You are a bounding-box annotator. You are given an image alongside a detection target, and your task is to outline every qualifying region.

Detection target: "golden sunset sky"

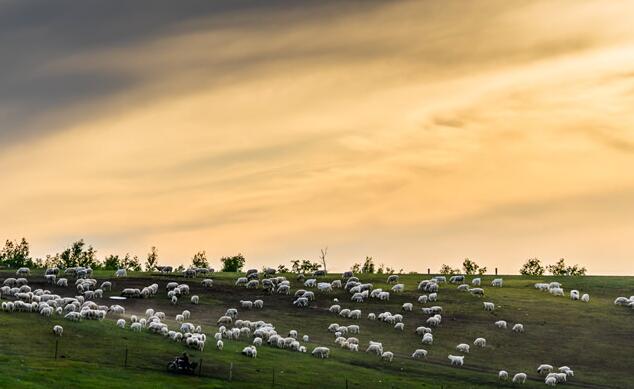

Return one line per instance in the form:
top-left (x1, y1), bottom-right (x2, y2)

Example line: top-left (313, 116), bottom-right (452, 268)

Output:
top-left (1, 0), bottom-right (634, 274)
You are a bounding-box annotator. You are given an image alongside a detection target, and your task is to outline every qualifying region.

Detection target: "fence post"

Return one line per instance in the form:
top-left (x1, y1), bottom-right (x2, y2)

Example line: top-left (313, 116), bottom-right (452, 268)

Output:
top-left (495, 267), bottom-right (498, 275)
top-left (124, 345), bottom-right (128, 368)
top-left (54, 339), bottom-right (59, 360)
top-left (427, 268), bottom-right (430, 275)
top-left (199, 358), bottom-right (203, 376)
top-left (229, 362), bottom-right (233, 381)
top-left (345, 377), bottom-right (349, 389)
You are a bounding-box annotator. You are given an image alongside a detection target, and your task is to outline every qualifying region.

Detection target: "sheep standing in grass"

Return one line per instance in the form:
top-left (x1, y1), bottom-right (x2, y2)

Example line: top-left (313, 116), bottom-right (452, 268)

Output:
top-left (191, 295), bottom-right (199, 305)
top-left (254, 299), bottom-right (264, 309)
top-left (411, 349), bottom-right (427, 359)
top-left (53, 325), bottom-right (63, 337)
top-left (402, 303), bottom-right (413, 312)
top-left (581, 293), bottom-right (590, 302)
top-left (182, 310), bottom-right (191, 320)
top-left (483, 302), bottom-right (495, 311)
top-left (495, 320), bottom-right (507, 329)
top-left (491, 278), bottom-right (503, 287)
top-left (537, 364), bottom-right (554, 375)
top-left (512, 323), bottom-right (524, 333)
top-left (512, 373), bottom-right (527, 384)
top-left (116, 319), bottom-right (126, 328)
top-left (570, 290), bottom-right (580, 300)
top-left (456, 343), bottom-right (470, 353)
top-left (394, 322), bottom-right (404, 331)
top-left (448, 355), bottom-right (464, 367)
top-left (312, 346), bottom-right (330, 359)
top-left (216, 340), bottom-right (224, 350)
top-left (422, 333), bottom-right (433, 345)
top-left (472, 278), bottom-right (481, 286)
top-left (498, 370), bottom-right (508, 381)
top-left (391, 284), bottom-right (405, 293)
top-left (474, 338), bottom-right (486, 348)
top-left (381, 351), bottom-right (394, 362)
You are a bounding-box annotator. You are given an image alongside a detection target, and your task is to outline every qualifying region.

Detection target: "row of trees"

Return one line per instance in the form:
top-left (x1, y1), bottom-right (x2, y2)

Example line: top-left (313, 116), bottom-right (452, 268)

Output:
top-left (0, 238), bottom-right (588, 276)
top-left (437, 257), bottom-right (586, 276)
top-left (0, 238), bottom-right (248, 273)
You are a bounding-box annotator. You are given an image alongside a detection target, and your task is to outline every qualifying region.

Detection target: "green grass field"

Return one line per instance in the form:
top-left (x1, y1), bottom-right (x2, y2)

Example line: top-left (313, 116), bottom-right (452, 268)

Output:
top-left (0, 270), bottom-right (632, 388)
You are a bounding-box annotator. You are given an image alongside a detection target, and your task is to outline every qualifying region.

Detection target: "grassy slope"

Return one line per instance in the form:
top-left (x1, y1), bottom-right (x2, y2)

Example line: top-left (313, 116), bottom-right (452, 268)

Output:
top-left (0, 270), bottom-right (632, 388)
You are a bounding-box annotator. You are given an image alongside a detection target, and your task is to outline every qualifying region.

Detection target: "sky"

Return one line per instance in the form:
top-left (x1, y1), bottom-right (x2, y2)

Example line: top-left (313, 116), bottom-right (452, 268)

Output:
top-left (1, 0), bottom-right (634, 275)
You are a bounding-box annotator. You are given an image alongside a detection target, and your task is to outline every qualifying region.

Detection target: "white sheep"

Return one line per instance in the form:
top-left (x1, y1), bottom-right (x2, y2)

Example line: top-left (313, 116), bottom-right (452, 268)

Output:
top-left (367, 313), bottom-right (376, 320)
top-left (472, 277), bottom-right (481, 286)
top-left (312, 346), bottom-right (330, 359)
top-left (483, 302), bottom-right (495, 311)
top-left (537, 364), bottom-right (554, 375)
top-left (216, 340), bottom-right (224, 350)
top-left (499, 370), bottom-right (508, 381)
top-left (473, 337), bottom-right (486, 347)
top-left (131, 322), bottom-right (142, 332)
top-left (512, 323), bottom-right (524, 333)
top-left (116, 319), bottom-right (126, 328)
top-left (402, 303), bottom-right (413, 312)
top-left (494, 320), bottom-right (507, 329)
top-left (391, 284), bottom-right (404, 293)
top-left (182, 310), bottom-right (191, 319)
top-left (512, 373), bottom-right (527, 384)
top-left (191, 295), bottom-right (199, 304)
top-left (254, 299), bottom-right (264, 309)
top-left (448, 354), bottom-right (464, 367)
top-left (394, 322), bottom-right (404, 331)
top-left (491, 278), bottom-right (503, 287)
top-left (422, 333), bottom-right (433, 345)
top-left (570, 290), bottom-right (580, 300)
top-left (381, 351), bottom-right (394, 362)
top-left (581, 293), bottom-right (590, 302)
top-left (52, 325), bottom-right (63, 337)
top-left (456, 343), bottom-right (470, 353)
top-left (411, 349), bottom-right (428, 359)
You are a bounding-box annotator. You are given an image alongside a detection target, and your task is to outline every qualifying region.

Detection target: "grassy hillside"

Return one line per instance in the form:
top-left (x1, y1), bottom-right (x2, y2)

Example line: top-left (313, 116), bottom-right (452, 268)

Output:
top-left (0, 270), bottom-right (632, 388)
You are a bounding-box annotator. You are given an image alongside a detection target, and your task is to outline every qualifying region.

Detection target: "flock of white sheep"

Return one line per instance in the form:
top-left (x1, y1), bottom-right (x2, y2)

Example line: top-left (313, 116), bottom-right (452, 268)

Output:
top-left (0, 265), bottom-right (628, 387)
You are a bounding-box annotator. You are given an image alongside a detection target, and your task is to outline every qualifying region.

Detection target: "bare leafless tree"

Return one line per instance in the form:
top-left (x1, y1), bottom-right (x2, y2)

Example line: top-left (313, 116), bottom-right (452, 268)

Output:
top-left (319, 247), bottom-right (328, 273)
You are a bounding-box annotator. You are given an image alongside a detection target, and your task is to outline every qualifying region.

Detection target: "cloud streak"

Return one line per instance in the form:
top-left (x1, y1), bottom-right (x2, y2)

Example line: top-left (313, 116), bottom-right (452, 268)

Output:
top-left (1, 0), bottom-right (634, 274)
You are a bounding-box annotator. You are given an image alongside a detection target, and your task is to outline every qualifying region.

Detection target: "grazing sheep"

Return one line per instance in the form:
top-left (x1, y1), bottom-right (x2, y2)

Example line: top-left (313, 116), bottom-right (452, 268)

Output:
top-left (448, 354), bottom-right (464, 367)
top-left (537, 364), bottom-right (554, 375)
top-left (115, 268), bottom-right (127, 277)
top-left (491, 278), bottom-right (503, 287)
top-left (416, 326), bottom-right (432, 336)
top-left (495, 320), bottom-right (507, 329)
top-left (182, 310), bottom-right (191, 319)
top-left (253, 299), bottom-right (264, 309)
top-left (581, 293), bottom-right (590, 302)
top-left (391, 284), bottom-right (404, 293)
top-left (402, 303), bottom-right (413, 312)
top-left (53, 325), bottom-right (63, 337)
top-left (171, 296), bottom-right (178, 305)
top-left (474, 338), bottom-right (486, 347)
top-left (457, 284), bottom-right (469, 292)
top-left (394, 322), bottom-right (404, 331)
top-left (387, 275), bottom-right (399, 284)
top-left (56, 278), bottom-right (68, 287)
top-left (349, 309), bottom-right (361, 320)
top-left (570, 290), bottom-right (580, 300)
top-left (512, 323), bottom-right (524, 333)
top-left (201, 279), bottom-right (213, 288)
top-left (303, 335), bottom-right (309, 342)
top-left (411, 349), bottom-right (428, 359)
top-left (367, 313), bottom-right (376, 320)
top-left (499, 370), bottom-right (509, 381)
top-left (216, 340), bottom-right (224, 350)
top-left (417, 295), bottom-right (428, 304)
top-left (472, 277), bottom-right (481, 286)
top-left (512, 373), bottom-right (527, 384)
top-left (381, 351), bottom-right (394, 362)
top-left (469, 288), bottom-right (484, 296)
top-left (329, 304), bottom-right (341, 313)
top-left (422, 333), bottom-right (433, 345)
top-left (366, 341), bottom-right (383, 356)
top-left (312, 346), bottom-right (330, 359)
top-left (116, 319), bottom-right (126, 328)
top-left (456, 343), bottom-right (470, 353)
top-left (545, 376), bottom-right (557, 386)
top-left (242, 345), bottom-right (257, 358)
top-left (191, 295), bottom-right (199, 304)
top-left (483, 302), bottom-right (495, 311)
top-left (217, 315), bottom-right (232, 325)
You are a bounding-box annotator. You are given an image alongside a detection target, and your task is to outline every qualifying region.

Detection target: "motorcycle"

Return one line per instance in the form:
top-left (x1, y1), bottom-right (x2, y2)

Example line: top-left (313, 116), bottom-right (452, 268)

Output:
top-left (166, 357), bottom-right (198, 374)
